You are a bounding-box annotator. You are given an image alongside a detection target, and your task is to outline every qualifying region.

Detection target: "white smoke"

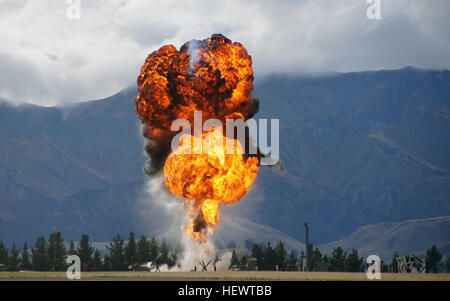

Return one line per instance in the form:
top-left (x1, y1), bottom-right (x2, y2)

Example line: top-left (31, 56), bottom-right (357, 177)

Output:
top-left (187, 40), bottom-right (200, 74)
top-left (160, 235), bottom-right (232, 272)
top-left (138, 173), bottom-right (232, 271)
top-left (137, 173), bottom-right (184, 239)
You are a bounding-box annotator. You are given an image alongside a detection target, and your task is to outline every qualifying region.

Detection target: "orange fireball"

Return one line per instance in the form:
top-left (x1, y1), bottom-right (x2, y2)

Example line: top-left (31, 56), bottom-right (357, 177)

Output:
top-left (164, 130), bottom-right (259, 204)
top-left (135, 34), bottom-right (259, 139)
top-left (135, 34), bottom-right (260, 242)
top-left (164, 129), bottom-right (259, 241)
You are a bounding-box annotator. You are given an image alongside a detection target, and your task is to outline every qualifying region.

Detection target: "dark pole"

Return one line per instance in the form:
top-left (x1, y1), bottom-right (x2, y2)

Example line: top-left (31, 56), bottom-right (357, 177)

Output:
top-left (305, 222), bottom-right (309, 247)
top-left (304, 222), bottom-right (309, 271)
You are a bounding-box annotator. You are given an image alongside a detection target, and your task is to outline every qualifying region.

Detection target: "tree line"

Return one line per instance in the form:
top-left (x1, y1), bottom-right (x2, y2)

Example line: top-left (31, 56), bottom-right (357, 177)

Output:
top-left (0, 232), bottom-right (448, 273)
top-left (229, 242), bottom-right (364, 272)
top-left (0, 232), bottom-right (181, 271)
top-left (230, 241), bottom-right (298, 271)
top-left (229, 241), bottom-right (450, 273)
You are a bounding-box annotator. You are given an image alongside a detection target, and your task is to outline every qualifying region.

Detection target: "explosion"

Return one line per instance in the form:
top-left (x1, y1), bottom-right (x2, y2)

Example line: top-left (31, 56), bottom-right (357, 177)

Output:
top-left (135, 34), bottom-right (260, 242)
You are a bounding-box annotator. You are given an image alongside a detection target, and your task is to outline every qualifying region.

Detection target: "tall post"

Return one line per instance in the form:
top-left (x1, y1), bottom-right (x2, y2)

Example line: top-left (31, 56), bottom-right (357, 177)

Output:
top-left (304, 222), bottom-right (309, 271)
top-left (305, 222), bottom-right (309, 247)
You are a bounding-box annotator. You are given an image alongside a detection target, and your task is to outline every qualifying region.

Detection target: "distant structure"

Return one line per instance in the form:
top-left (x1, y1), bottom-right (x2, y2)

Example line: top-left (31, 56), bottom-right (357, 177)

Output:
top-left (199, 260), bottom-right (211, 271)
top-left (303, 222), bottom-right (313, 272)
top-left (303, 222), bottom-right (328, 272)
top-left (246, 258), bottom-right (258, 270)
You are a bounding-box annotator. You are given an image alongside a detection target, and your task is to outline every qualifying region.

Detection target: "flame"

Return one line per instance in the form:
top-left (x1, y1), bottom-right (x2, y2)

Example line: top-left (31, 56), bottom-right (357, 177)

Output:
top-left (164, 129), bottom-right (259, 239)
top-left (135, 34), bottom-right (260, 242)
top-left (135, 34), bottom-right (259, 138)
top-left (202, 199), bottom-right (220, 226)
top-left (164, 129), bottom-right (259, 241)
top-left (165, 129), bottom-right (259, 203)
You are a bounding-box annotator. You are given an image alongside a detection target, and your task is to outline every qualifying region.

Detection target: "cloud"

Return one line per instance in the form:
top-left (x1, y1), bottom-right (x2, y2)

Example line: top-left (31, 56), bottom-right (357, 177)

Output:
top-left (0, 0), bottom-right (449, 105)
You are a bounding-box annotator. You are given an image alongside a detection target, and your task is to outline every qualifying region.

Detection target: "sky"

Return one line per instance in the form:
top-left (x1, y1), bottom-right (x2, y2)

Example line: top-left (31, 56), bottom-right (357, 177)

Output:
top-left (0, 0), bottom-right (449, 106)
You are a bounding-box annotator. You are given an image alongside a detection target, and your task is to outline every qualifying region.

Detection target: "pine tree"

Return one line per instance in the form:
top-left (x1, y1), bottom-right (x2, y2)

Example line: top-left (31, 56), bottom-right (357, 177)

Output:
top-left (137, 235), bottom-right (150, 264)
top-left (166, 242), bottom-right (182, 268)
top-left (48, 232), bottom-right (67, 271)
top-left (103, 254), bottom-right (111, 271)
top-left (22, 243), bottom-right (32, 270)
top-left (346, 249), bottom-right (363, 272)
top-left (230, 250), bottom-right (239, 269)
top-left (77, 234), bottom-right (94, 271)
top-left (391, 251), bottom-right (399, 273)
top-left (312, 247), bottom-right (323, 270)
top-left (9, 243), bottom-right (20, 271)
top-left (168, 252), bottom-right (177, 268)
top-left (92, 249), bottom-right (103, 271)
top-left (149, 237), bottom-right (159, 262)
top-left (323, 255), bottom-right (329, 265)
top-left (425, 245), bottom-right (442, 273)
top-left (445, 257), bottom-right (450, 273)
top-left (68, 240), bottom-right (77, 256)
top-left (262, 242), bottom-right (276, 270)
top-left (274, 241), bottom-right (287, 270)
top-left (157, 238), bottom-right (170, 266)
top-left (107, 234), bottom-right (126, 271)
top-left (125, 232), bottom-right (137, 266)
top-left (251, 243), bottom-right (263, 269)
top-left (0, 241), bottom-right (8, 267)
top-left (172, 243), bottom-right (183, 267)
top-left (329, 246), bottom-right (346, 272)
top-left (240, 254), bottom-right (248, 270)
top-left (286, 250), bottom-right (298, 271)
top-left (32, 236), bottom-right (49, 271)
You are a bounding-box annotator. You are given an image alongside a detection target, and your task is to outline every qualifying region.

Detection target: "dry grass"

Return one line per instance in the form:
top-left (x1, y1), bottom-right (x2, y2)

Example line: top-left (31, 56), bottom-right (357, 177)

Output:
top-left (1, 271), bottom-right (449, 281)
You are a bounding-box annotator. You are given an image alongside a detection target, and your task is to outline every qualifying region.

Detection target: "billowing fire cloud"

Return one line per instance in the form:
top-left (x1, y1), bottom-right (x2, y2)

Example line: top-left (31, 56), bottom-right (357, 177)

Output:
top-left (135, 34), bottom-right (260, 242)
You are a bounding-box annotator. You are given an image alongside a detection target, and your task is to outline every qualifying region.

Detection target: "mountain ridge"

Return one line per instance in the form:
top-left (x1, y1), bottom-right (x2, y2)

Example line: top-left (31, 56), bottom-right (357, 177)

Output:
top-left (319, 216), bottom-right (450, 259)
top-left (0, 67), bottom-right (449, 251)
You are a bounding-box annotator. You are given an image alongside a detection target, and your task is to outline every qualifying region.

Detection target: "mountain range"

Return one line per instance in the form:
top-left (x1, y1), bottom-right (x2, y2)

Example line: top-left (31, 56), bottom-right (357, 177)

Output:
top-left (319, 215), bottom-right (450, 259)
top-left (0, 66), bottom-right (449, 258)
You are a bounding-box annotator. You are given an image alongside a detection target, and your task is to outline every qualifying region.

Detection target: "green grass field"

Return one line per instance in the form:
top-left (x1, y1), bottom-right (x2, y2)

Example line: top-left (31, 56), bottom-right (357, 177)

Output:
top-left (1, 271), bottom-right (449, 281)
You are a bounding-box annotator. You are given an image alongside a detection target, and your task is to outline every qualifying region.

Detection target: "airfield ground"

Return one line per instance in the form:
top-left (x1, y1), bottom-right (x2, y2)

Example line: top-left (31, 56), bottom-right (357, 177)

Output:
top-left (0, 271), bottom-right (449, 281)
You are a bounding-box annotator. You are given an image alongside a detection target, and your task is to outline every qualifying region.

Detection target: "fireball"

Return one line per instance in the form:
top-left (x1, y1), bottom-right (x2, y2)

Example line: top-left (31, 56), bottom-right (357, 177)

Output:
top-left (164, 129), bottom-right (259, 242)
top-left (135, 34), bottom-right (260, 242)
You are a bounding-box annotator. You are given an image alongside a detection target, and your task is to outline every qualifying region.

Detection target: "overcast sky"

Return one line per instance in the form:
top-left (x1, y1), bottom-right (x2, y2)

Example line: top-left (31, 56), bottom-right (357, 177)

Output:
top-left (1, 0), bottom-right (449, 106)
